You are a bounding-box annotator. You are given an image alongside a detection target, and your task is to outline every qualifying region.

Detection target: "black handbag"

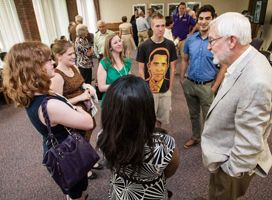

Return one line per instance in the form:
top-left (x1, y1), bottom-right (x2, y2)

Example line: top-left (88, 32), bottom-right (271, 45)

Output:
top-left (41, 96), bottom-right (100, 190)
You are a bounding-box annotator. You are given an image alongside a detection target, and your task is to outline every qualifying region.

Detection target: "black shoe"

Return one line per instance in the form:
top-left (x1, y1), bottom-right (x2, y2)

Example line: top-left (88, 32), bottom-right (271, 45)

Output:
top-left (88, 172), bottom-right (97, 179)
top-left (92, 163), bottom-right (103, 170)
top-left (167, 189), bottom-right (173, 199)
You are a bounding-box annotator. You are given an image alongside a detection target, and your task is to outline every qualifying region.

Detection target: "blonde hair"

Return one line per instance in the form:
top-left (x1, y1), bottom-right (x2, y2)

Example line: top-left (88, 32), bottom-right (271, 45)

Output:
top-left (102, 33), bottom-right (126, 69)
top-left (51, 40), bottom-right (73, 66)
top-left (3, 42), bottom-right (52, 107)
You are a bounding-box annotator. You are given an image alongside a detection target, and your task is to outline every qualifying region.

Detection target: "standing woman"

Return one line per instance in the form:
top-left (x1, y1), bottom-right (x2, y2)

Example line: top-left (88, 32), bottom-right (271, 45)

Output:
top-left (97, 75), bottom-right (180, 199)
top-left (75, 24), bottom-right (94, 84)
top-left (51, 40), bottom-right (102, 179)
top-left (119, 16), bottom-right (137, 59)
top-left (3, 41), bottom-right (93, 200)
top-left (97, 33), bottom-right (131, 107)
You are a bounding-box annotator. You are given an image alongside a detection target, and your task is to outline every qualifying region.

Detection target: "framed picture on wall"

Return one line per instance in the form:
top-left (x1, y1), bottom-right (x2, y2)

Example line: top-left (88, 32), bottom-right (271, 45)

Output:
top-left (132, 4), bottom-right (147, 15)
top-left (186, 2), bottom-right (201, 13)
top-left (150, 3), bottom-right (164, 15)
top-left (167, 3), bottom-right (179, 16)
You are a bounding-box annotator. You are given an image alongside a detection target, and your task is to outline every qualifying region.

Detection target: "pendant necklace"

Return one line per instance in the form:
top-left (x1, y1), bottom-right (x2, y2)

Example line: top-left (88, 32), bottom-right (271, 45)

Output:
top-left (114, 65), bottom-right (127, 77)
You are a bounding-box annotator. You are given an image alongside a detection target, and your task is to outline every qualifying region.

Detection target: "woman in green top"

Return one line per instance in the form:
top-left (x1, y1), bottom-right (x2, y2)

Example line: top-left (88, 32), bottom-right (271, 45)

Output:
top-left (97, 33), bottom-right (131, 107)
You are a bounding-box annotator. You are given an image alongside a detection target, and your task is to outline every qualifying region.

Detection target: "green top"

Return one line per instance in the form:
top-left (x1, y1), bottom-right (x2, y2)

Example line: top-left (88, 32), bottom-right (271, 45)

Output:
top-left (100, 57), bottom-right (131, 107)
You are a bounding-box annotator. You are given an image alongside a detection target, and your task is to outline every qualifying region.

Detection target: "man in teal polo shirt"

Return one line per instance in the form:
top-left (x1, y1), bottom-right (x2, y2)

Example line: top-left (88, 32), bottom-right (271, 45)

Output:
top-left (180, 5), bottom-right (226, 148)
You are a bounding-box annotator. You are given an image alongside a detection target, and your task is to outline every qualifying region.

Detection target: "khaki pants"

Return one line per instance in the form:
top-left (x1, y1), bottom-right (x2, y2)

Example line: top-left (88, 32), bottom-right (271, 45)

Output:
top-left (138, 30), bottom-right (149, 46)
top-left (177, 39), bottom-right (186, 57)
top-left (182, 78), bottom-right (214, 139)
top-left (209, 167), bottom-right (255, 200)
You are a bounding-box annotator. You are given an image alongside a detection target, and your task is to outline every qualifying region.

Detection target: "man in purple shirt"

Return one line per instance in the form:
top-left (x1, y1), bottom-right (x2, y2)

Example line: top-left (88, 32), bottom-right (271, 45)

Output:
top-left (172, 2), bottom-right (197, 56)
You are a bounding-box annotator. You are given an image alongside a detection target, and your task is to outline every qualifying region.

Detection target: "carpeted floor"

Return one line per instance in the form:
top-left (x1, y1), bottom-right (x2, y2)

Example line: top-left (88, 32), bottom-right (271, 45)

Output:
top-left (0, 50), bottom-right (272, 199)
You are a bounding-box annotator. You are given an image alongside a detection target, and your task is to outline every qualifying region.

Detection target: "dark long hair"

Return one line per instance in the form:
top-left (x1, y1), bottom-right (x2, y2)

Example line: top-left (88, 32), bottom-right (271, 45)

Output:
top-left (97, 75), bottom-right (157, 176)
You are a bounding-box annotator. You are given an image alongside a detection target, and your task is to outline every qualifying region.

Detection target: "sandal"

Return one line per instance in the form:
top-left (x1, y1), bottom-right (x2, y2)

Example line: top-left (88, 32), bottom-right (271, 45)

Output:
top-left (92, 163), bottom-right (103, 170)
top-left (184, 138), bottom-right (201, 149)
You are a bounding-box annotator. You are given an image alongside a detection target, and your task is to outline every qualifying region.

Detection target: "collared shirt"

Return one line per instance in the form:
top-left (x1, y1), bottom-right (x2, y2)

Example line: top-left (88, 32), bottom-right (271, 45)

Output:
top-left (94, 29), bottom-right (114, 58)
top-left (221, 45), bottom-right (252, 87)
top-left (183, 32), bottom-right (216, 82)
top-left (136, 16), bottom-right (150, 32)
top-left (172, 13), bottom-right (196, 41)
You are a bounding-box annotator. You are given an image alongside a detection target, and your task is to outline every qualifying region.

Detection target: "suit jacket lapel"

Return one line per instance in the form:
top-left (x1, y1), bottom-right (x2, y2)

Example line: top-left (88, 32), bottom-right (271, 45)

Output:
top-left (206, 47), bottom-right (259, 118)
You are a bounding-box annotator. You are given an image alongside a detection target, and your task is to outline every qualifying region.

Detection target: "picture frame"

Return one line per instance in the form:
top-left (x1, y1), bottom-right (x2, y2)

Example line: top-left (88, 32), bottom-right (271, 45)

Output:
top-left (132, 4), bottom-right (147, 15)
top-left (167, 3), bottom-right (179, 16)
top-left (186, 2), bottom-right (201, 12)
top-left (150, 3), bottom-right (164, 15)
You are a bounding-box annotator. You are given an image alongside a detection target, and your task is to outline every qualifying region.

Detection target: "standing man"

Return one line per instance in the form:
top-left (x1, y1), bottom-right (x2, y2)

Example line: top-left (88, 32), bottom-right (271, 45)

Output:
top-left (200, 12), bottom-right (272, 200)
top-left (137, 13), bottom-right (177, 128)
top-left (180, 5), bottom-right (226, 149)
top-left (94, 20), bottom-right (113, 63)
top-left (146, 8), bottom-right (154, 38)
top-left (136, 11), bottom-right (150, 46)
top-left (172, 2), bottom-right (197, 56)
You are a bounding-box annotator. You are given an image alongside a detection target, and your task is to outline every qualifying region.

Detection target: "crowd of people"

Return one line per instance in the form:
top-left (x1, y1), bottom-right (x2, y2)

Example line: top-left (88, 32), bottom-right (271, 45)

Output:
top-left (2, 2), bottom-right (272, 200)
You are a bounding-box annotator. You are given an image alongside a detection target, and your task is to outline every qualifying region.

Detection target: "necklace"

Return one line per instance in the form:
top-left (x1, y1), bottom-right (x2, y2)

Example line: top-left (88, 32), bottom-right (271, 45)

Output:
top-left (114, 65), bottom-right (128, 77)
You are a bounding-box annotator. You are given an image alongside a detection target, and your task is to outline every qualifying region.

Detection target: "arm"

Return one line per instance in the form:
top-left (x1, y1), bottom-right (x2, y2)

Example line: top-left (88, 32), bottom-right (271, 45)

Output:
top-left (188, 24), bottom-right (197, 36)
top-left (211, 64), bottom-right (227, 94)
top-left (97, 62), bottom-right (110, 92)
top-left (130, 26), bottom-right (133, 37)
top-left (180, 54), bottom-right (189, 84)
top-left (119, 28), bottom-right (122, 38)
top-left (138, 62), bottom-right (145, 79)
top-left (164, 146), bottom-right (180, 178)
top-left (169, 60), bottom-right (176, 91)
top-left (145, 19), bottom-right (150, 29)
top-left (38, 99), bottom-right (93, 130)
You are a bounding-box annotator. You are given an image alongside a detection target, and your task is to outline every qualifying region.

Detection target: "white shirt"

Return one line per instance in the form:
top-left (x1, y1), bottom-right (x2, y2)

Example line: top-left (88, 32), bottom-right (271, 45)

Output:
top-left (164, 28), bottom-right (179, 46)
top-left (221, 45), bottom-right (252, 87)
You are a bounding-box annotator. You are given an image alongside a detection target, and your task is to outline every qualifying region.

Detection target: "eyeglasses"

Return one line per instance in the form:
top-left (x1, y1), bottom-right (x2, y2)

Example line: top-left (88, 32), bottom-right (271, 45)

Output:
top-left (208, 37), bottom-right (222, 45)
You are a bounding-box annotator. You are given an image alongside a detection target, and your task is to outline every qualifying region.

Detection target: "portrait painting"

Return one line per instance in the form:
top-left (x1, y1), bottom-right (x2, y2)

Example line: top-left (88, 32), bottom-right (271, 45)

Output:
top-left (167, 3), bottom-right (179, 16)
top-left (132, 4), bottom-right (147, 15)
top-left (150, 3), bottom-right (164, 15)
top-left (186, 2), bottom-right (201, 13)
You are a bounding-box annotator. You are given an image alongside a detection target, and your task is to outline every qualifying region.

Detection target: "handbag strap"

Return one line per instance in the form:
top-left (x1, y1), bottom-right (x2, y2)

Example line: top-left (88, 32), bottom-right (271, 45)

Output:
top-left (41, 96), bottom-right (58, 141)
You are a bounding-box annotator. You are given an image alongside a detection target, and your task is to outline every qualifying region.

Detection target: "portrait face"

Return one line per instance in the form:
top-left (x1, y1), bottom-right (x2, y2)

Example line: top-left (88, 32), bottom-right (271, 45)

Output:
top-left (148, 54), bottom-right (168, 82)
top-left (57, 46), bottom-right (75, 66)
top-left (178, 5), bottom-right (186, 15)
top-left (110, 35), bottom-right (123, 53)
top-left (208, 25), bottom-right (233, 65)
top-left (152, 18), bottom-right (166, 37)
top-left (44, 58), bottom-right (55, 78)
top-left (98, 22), bottom-right (106, 34)
top-left (198, 11), bottom-right (213, 33)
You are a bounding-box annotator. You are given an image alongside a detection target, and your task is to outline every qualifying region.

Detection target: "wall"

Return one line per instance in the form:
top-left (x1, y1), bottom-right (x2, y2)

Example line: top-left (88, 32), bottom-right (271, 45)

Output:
top-left (99, 0), bottom-right (249, 23)
top-left (261, 0), bottom-right (272, 50)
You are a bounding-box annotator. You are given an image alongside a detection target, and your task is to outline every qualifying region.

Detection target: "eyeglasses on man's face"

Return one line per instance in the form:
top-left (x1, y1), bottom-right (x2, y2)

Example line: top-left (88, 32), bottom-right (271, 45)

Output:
top-left (208, 37), bottom-right (222, 45)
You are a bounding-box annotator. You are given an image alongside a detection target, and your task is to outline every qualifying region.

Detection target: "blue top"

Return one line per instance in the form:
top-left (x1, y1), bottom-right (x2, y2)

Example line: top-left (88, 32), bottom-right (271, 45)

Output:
top-left (136, 16), bottom-right (150, 32)
top-left (172, 13), bottom-right (196, 41)
top-left (100, 57), bottom-right (131, 107)
top-left (183, 32), bottom-right (216, 82)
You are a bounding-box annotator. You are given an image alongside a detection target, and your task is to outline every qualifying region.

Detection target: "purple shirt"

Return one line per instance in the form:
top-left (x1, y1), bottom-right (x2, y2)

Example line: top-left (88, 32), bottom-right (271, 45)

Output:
top-left (172, 13), bottom-right (196, 41)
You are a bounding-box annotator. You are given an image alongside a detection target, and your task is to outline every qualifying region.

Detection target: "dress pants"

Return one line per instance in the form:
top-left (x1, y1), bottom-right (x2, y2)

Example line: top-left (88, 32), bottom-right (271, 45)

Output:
top-left (182, 78), bottom-right (214, 139)
top-left (209, 167), bottom-right (255, 200)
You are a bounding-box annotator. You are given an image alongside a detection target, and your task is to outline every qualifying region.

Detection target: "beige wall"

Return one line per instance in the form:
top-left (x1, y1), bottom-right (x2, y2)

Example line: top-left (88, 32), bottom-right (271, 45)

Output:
top-left (261, 0), bottom-right (272, 50)
top-left (99, 0), bottom-right (249, 23)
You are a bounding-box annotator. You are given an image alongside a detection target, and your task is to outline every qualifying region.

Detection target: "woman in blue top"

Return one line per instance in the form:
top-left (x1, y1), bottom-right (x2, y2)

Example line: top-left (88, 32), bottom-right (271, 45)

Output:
top-left (97, 33), bottom-right (131, 107)
top-left (3, 42), bottom-right (93, 200)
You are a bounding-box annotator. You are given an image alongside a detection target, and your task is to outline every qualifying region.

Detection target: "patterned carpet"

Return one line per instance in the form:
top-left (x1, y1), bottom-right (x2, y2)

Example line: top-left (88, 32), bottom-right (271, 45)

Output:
top-left (0, 50), bottom-right (272, 199)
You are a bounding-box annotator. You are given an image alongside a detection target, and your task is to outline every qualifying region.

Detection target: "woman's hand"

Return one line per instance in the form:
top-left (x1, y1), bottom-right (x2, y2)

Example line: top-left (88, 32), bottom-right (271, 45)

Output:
top-left (80, 90), bottom-right (92, 101)
top-left (87, 48), bottom-right (93, 56)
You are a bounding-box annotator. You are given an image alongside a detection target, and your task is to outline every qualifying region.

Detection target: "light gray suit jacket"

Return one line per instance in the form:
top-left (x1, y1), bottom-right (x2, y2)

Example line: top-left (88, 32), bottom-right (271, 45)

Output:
top-left (201, 47), bottom-right (272, 178)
